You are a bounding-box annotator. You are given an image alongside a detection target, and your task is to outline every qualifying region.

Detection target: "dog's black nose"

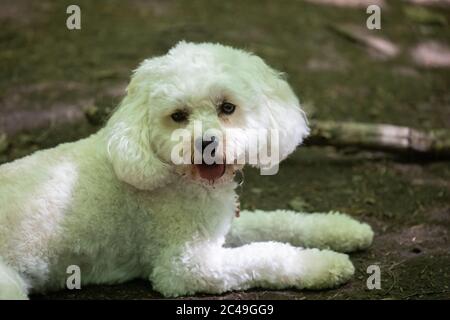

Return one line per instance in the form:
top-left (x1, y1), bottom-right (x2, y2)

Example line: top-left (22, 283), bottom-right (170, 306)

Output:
top-left (195, 136), bottom-right (218, 159)
top-left (202, 136), bottom-right (216, 155)
top-left (202, 136), bottom-right (218, 157)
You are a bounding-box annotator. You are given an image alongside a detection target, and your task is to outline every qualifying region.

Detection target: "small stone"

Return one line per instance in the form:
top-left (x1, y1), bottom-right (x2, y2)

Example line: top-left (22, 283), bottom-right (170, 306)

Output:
top-left (250, 188), bottom-right (263, 194)
top-left (288, 197), bottom-right (312, 212)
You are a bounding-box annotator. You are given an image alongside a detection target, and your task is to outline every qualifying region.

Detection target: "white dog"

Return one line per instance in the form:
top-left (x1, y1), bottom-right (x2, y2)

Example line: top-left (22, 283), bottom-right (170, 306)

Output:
top-left (0, 42), bottom-right (373, 299)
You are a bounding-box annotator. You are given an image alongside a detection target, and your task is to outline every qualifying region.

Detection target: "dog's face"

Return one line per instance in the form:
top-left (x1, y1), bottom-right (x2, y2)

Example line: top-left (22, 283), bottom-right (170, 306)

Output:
top-left (107, 42), bottom-right (309, 190)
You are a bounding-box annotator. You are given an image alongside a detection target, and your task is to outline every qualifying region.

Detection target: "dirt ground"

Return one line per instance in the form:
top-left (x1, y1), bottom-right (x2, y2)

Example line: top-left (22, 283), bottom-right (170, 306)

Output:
top-left (1, 0), bottom-right (449, 299)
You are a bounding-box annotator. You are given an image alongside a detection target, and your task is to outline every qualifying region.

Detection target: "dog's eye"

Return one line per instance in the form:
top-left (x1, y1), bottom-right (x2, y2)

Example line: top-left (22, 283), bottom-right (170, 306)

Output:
top-left (171, 110), bottom-right (188, 123)
top-left (220, 102), bottom-right (236, 115)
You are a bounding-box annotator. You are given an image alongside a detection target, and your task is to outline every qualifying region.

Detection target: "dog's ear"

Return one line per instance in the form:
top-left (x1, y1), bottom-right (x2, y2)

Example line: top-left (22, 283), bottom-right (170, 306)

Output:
top-left (252, 58), bottom-right (310, 167)
top-left (105, 68), bottom-right (172, 190)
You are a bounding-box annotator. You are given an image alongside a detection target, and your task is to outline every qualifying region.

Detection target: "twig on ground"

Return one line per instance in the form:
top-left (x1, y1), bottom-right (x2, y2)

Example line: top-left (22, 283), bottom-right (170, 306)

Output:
top-left (306, 120), bottom-right (450, 158)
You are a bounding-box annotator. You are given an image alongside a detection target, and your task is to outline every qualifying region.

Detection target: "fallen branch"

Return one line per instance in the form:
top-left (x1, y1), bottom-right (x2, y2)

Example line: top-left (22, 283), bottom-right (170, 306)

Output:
top-left (306, 120), bottom-right (450, 158)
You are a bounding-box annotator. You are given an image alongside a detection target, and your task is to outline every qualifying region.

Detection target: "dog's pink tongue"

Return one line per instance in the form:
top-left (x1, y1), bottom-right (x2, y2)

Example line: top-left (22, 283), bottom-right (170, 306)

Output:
top-left (196, 164), bottom-right (225, 181)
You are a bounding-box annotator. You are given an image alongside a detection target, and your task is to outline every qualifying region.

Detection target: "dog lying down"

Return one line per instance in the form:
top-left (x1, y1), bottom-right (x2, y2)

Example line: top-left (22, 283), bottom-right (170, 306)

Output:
top-left (0, 42), bottom-right (373, 299)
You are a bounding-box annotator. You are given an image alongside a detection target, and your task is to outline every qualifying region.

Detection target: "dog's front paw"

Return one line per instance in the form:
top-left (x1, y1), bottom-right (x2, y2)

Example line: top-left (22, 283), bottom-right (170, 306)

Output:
top-left (295, 249), bottom-right (355, 290)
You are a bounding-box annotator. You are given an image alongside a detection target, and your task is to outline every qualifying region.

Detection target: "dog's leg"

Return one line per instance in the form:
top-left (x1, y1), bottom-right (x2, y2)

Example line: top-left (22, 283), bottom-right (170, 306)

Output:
top-left (0, 259), bottom-right (28, 300)
top-left (225, 210), bottom-right (373, 253)
top-left (150, 242), bottom-right (354, 297)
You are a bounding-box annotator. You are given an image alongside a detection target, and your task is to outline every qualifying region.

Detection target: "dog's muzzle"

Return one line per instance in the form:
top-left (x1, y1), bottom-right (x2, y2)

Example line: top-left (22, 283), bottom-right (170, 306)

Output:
top-left (194, 136), bottom-right (226, 181)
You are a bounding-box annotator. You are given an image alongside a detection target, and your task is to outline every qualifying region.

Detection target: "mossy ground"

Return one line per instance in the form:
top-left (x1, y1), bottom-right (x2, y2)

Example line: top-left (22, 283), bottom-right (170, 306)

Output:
top-left (1, 0), bottom-right (449, 299)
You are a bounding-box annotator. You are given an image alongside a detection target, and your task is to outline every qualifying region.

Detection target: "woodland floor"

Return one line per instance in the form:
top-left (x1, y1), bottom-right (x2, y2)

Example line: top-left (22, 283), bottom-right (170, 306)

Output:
top-left (1, 0), bottom-right (449, 299)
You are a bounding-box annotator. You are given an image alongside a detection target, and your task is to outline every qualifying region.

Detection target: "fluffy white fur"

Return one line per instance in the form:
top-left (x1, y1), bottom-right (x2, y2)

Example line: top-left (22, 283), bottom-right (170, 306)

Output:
top-left (0, 42), bottom-right (373, 299)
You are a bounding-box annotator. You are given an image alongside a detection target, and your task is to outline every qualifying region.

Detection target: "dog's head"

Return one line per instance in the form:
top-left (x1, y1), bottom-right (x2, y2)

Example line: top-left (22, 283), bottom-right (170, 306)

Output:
top-left (106, 42), bottom-right (309, 190)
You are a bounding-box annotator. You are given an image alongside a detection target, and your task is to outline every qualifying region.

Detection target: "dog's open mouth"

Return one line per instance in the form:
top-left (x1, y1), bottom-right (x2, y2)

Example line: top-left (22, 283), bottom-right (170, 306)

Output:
top-left (195, 163), bottom-right (226, 181)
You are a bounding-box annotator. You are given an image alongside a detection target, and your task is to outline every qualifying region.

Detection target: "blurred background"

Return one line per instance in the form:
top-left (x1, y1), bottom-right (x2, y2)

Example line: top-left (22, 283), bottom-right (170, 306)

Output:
top-left (1, 0), bottom-right (449, 299)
